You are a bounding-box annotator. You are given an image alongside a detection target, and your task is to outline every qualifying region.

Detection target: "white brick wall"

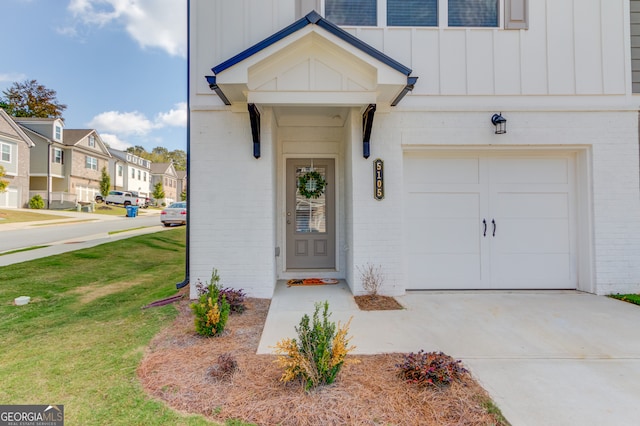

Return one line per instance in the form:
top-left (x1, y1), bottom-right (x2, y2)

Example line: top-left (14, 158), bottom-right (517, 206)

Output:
top-left (189, 110), bottom-right (277, 299)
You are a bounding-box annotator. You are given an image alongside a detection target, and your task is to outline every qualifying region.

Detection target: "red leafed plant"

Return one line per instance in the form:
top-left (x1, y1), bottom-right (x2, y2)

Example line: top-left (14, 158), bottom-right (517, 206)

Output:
top-left (396, 350), bottom-right (469, 387)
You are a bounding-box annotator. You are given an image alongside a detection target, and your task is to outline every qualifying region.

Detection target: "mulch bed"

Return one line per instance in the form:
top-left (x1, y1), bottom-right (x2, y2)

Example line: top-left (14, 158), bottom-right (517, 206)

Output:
top-left (137, 297), bottom-right (507, 425)
top-left (354, 294), bottom-right (404, 310)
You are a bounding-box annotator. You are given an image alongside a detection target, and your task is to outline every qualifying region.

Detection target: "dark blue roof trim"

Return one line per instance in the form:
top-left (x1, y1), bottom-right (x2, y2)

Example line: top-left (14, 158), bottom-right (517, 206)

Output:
top-left (211, 10), bottom-right (412, 76)
top-left (391, 76), bottom-right (419, 107)
top-left (314, 17), bottom-right (411, 76)
top-left (206, 76), bottom-right (231, 105)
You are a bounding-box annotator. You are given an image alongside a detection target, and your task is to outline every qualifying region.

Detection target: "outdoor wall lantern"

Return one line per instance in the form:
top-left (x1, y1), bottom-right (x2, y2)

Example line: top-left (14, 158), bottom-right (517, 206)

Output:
top-left (491, 113), bottom-right (507, 134)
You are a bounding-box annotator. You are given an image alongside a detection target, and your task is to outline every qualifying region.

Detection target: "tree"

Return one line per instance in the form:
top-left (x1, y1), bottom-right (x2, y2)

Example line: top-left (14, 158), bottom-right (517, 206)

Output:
top-left (180, 190), bottom-right (186, 201)
top-left (1, 79), bottom-right (67, 119)
top-left (125, 145), bottom-right (185, 171)
top-left (168, 149), bottom-right (186, 171)
top-left (0, 165), bottom-right (8, 193)
top-left (153, 181), bottom-right (165, 205)
top-left (99, 166), bottom-right (111, 199)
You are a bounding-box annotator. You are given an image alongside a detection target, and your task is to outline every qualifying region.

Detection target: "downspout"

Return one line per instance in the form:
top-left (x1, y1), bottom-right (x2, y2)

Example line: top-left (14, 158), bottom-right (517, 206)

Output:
top-left (176, 0), bottom-right (191, 290)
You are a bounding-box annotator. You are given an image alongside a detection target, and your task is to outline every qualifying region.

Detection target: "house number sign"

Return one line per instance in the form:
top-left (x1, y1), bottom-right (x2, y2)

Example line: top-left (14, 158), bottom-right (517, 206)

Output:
top-left (373, 158), bottom-right (384, 200)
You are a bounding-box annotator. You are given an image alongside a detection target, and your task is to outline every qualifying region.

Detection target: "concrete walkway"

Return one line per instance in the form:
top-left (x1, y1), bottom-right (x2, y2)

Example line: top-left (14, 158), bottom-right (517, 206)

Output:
top-left (0, 208), bottom-right (164, 266)
top-left (258, 281), bottom-right (640, 426)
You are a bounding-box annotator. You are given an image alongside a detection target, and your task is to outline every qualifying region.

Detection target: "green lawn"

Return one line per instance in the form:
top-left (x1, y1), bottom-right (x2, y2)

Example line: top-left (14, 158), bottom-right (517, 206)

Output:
top-left (609, 293), bottom-right (640, 306)
top-left (0, 209), bottom-right (69, 224)
top-left (0, 228), bottom-right (213, 425)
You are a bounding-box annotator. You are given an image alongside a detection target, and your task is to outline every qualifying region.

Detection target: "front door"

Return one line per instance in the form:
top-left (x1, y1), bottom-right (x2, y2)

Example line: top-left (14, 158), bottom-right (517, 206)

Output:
top-left (286, 158), bottom-right (335, 269)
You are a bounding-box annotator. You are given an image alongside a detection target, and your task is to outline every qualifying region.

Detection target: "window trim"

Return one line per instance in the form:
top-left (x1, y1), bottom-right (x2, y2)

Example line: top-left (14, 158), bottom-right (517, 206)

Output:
top-left (53, 147), bottom-right (63, 164)
top-left (0, 143), bottom-right (11, 163)
top-left (85, 155), bottom-right (98, 171)
top-left (320, 0), bottom-right (525, 29)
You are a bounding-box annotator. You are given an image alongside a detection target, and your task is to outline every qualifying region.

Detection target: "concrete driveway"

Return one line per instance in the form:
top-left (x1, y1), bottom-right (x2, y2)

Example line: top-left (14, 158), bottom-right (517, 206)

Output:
top-left (258, 283), bottom-right (640, 426)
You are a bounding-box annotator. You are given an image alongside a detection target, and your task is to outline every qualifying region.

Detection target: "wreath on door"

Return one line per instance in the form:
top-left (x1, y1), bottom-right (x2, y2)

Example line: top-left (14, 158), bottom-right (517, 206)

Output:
top-left (298, 170), bottom-right (326, 199)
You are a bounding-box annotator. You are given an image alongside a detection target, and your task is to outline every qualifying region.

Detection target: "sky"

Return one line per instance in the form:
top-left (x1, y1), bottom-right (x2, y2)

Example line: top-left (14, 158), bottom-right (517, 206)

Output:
top-left (0, 0), bottom-right (187, 153)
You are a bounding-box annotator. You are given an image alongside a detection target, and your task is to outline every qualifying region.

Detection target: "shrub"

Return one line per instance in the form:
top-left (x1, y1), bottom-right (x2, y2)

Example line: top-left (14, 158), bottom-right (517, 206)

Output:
top-left (29, 194), bottom-right (45, 209)
top-left (396, 350), bottom-right (468, 387)
top-left (219, 287), bottom-right (247, 313)
top-left (195, 278), bottom-right (246, 314)
top-left (357, 263), bottom-right (384, 296)
top-left (274, 301), bottom-right (356, 390)
top-left (207, 353), bottom-right (238, 380)
top-left (190, 269), bottom-right (231, 336)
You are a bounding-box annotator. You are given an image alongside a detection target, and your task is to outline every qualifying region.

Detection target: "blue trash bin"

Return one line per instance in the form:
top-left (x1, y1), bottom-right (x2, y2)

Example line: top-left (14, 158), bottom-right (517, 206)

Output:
top-left (126, 205), bottom-right (134, 217)
top-left (132, 206), bottom-right (139, 217)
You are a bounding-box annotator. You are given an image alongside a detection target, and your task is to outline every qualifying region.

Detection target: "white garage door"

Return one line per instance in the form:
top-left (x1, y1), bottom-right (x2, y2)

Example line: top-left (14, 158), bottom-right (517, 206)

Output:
top-left (404, 151), bottom-right (577, 290)
top-left (0, 187), bottom-right (19, 208)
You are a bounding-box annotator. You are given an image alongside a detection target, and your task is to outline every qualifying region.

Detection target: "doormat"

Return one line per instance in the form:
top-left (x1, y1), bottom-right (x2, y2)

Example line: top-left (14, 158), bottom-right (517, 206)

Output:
top-left (287, 278), bottom-right (339, 287)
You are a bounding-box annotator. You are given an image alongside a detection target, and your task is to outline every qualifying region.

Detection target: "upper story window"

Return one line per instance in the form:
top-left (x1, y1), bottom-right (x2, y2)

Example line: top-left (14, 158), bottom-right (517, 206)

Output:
top-left (118, 165), bottom-right (123, 177)
top-left (324, 0), bottom-right (503, 28)
top-left (131, 168), bottom-right (136, 178)
top-left (88, 135), bottom-right (95, 147)
top-left (54, 125), bottom-right (62, 141)
top-left (53, 148), bottom-right (63, 164)
top-left (326, 0), bottom-right (376, 26)
top-left (143, 171), bottom-right (147, 182)
top-left (137, 170), bottom-right (141, 180)
top-left (85, 156), bottom-right (98, 170)
top-left (1, 143), bottom-right (11, 163)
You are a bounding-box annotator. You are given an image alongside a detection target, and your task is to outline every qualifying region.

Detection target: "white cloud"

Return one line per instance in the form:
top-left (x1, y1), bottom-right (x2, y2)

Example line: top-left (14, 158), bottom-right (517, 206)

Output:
top-left (0, 73), bottom-right (28, 84)
top-left (67, 0), bottom-right (186, 57)
top-left (88, 110), bottom-right (156, 136)
top-left (156, 102), bottom-right (186, 127)
top-left (99, 133), bottom-right (131, 150)
top-left (88, 104), bottom-right (186, 144)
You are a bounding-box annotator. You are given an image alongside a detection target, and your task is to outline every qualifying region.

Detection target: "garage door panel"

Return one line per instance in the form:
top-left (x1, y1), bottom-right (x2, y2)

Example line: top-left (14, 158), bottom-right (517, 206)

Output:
top-left (407, 219), bottom-right (481, 253)
top-left (405, 157), bottom-right (480, 184)
top-left (494, 219), bottom-right (571, 253)
top-left (493, 254), bottom-right (573, 288)
top-left (408, 254), bottom-right (482, 288)
top-left (404, 151), bottom-right (577, 291)
top-left (491, 158), bottom-right (569, 184)
top-left (406, 193), bottom-right (480, 219)
top-left (496, 193), bottom-right (569, 218)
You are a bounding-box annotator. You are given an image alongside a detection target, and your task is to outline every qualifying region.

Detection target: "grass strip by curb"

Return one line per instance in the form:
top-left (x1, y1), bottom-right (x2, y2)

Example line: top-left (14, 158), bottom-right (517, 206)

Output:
top-left (0, 245), bottom-right (50, 256)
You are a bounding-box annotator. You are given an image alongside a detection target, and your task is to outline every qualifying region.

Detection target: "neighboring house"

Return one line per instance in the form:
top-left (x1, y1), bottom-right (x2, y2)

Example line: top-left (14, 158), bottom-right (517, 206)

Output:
top-left (188, 0), bottom-right (640, 298)
top-left (176, 170), bottom-right (187, 200)
top-left (151, 162), bottom-right (178, 205)
top-left (13, 117), bottom-right (71, 208)
top-left (0, 109), bottom-right (34, 208)
top-left (61, 129), bottom-right (111, 204)
top-left (108, 148), bottom-right (152, 197)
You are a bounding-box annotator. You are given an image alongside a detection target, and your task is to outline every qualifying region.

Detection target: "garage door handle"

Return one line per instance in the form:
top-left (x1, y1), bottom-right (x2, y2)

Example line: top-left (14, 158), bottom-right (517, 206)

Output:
top-left (492, 219), bottom-right (496, 237)
top-left (483, 219), bottom-right (487, 237)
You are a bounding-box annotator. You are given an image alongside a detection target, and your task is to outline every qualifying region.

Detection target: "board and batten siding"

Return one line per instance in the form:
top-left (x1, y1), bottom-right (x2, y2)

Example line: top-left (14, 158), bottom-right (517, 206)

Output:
top-left (195, 0), bottom-right (626, 101)
top-left (632, 0), bottom-right (640, 93)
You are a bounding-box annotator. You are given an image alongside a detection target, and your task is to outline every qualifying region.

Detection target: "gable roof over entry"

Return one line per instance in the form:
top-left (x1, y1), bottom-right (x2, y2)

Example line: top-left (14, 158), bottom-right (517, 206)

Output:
top-left (207, 11), bottom-right (418, 107)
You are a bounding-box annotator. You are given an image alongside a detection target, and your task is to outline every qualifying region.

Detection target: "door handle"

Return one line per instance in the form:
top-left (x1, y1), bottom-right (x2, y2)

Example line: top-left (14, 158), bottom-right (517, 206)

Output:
top-left (492, 219), bottom-right (496, 237)
top-left (483, 219), bottom-right (487, 237)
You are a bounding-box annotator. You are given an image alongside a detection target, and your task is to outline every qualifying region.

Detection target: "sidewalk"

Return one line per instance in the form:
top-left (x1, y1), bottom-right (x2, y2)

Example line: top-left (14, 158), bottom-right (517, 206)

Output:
top-left (0, 208), bottom-right (164, 266)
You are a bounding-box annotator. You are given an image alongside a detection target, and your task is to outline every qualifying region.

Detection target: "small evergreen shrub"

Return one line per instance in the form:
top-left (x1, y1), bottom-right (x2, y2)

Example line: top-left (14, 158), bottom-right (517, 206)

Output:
top-left (396, 350), bottom-right (468, 387)
top-left (29, 194), bottom-right (45, 209)
top-left (190, 269), bottom-right (231, 336)
top-left (195, 278), bottom-right (246, 314)
top-left (274, 301), bottom-right (356, 390)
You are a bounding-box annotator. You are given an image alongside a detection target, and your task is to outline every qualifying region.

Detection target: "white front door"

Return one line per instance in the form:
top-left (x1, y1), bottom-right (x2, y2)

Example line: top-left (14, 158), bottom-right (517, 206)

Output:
top-left (286, 158), bottom-right (336, 269)
top-left (404, 152), bottom-right (577, 290)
